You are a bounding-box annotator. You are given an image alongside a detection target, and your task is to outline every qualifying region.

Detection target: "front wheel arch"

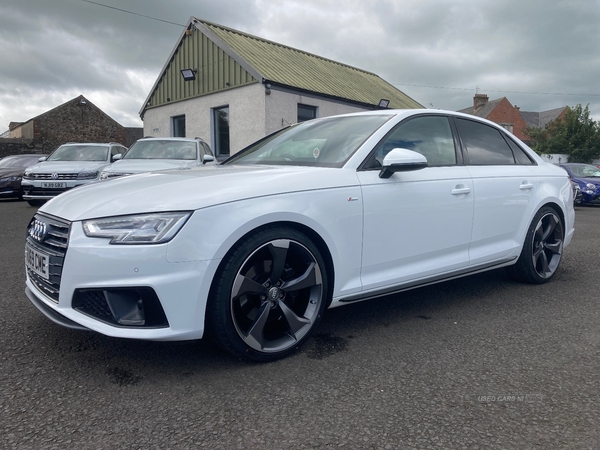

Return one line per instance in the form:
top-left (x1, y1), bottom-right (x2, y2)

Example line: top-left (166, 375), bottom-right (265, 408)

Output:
top-left (218, 221), bottom-right (335, 307)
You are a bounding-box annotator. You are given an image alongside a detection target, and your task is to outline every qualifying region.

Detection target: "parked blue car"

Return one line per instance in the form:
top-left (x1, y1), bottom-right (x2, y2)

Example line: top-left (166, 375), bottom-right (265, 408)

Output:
top-left (559, 163), bottom-right (600, 205)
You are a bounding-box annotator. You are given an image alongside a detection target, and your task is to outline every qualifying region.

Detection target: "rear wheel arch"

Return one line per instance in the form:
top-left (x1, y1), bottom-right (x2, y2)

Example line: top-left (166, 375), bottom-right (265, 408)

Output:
top-left (508, 203), bottom-right (566, 284)
top-left (543, 201), bottom-right (565, 227)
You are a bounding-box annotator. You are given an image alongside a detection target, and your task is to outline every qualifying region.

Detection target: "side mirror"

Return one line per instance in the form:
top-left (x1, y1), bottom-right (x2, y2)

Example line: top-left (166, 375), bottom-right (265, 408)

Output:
top-left (379, 148), bottom-right (428, 179)
top-left (202, 154), bottom-right (215, 164)
top-left (38, 156), bottom-right (47, 162)
top-left (112, 153), bottom-right (122, 162)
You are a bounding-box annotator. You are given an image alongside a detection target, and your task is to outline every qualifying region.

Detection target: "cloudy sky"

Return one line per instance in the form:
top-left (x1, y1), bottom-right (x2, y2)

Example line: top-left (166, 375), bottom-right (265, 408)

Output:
top-left (1, 0), bottom-right (599, 131)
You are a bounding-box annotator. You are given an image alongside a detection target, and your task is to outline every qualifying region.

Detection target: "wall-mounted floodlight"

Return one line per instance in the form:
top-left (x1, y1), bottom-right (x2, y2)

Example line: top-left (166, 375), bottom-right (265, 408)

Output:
top-left (378, 99), bottom-right (390, 108)
top-left (181, 69), bottom-right (197, 81)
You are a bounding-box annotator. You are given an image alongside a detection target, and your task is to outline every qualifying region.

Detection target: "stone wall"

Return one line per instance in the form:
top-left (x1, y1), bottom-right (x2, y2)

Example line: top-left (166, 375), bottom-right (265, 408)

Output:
top-left (124, 127), bottom-right (144, 147)
top-left (0, 138), bottom-right (44, 159)
top-left (6, 96), bottom-right (143, 154)
top-left (32, 97), bottom-right (127, 152)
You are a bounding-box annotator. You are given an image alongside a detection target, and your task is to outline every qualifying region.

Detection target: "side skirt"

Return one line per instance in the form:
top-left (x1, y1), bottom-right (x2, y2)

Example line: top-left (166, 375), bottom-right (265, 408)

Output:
top-left (338, 257), bottom-right (517, 304)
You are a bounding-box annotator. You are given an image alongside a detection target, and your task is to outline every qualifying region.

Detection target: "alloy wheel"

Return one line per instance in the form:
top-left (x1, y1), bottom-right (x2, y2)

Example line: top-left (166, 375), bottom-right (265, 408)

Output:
top-left (230, 238), bottom-right (323, 353)
top-left (531, 211), bottom-right (564, 279)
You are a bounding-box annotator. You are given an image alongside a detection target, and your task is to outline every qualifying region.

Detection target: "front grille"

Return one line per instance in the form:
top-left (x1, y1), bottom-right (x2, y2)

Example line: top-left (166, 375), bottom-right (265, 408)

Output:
top-left (25, 213), bottom-right (71, 303)
top-left (23, 187), bottom-right (73, 197)
top-left (27, 173), bottom-right (79, 180)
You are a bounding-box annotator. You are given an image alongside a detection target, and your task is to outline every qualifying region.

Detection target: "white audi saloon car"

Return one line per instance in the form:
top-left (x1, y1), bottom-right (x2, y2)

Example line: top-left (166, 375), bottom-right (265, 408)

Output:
top-left (24, 110), bottom-right (575, 361)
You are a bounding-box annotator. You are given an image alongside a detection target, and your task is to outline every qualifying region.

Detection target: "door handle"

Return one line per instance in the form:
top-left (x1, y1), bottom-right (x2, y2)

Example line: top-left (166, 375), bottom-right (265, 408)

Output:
top-left (519, 182), bottom-right (534, 190)
top-left (451, 186), bottom-right (471, 195)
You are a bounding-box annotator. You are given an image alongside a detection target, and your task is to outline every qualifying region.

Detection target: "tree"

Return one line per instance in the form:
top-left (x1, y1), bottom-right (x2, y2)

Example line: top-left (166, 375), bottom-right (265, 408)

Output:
top-left (526, 104), bottom-right (600, 163)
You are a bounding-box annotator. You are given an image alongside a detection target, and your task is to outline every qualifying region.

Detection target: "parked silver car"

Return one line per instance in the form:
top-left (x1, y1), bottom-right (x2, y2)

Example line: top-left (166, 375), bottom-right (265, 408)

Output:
top-left (100, 137), bottom-right (214, 180)
top-left (22, 142), bottom-right (128, 206)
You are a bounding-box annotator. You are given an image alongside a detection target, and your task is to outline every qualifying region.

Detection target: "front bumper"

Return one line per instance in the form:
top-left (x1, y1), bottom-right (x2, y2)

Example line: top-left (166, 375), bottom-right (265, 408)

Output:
top-left (581, 191), bottom-right (600, 204)
top-left (0, 181), bottom-right (21, 198)
top-left (21, 179), bottom-right (93, 200)
top-left (25, 219), bottom-right (214, 341)
top-left (25, 286), bottom-right (89, 331)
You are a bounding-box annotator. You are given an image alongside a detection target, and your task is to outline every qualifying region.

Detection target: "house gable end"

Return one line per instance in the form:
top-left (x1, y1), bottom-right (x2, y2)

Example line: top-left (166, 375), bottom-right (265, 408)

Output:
top-left (144, 22), bottom-right (257, 116)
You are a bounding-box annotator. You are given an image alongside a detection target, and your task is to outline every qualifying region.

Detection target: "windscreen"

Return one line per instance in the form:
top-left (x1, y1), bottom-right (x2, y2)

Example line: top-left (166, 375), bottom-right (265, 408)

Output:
top-left (569, 164), bottom-right (600, 178)
top-left (48, 145), bottom-right (109, 162)
top-left (225, 115), bottom-right (392, 168)
top-left (124, 140), bottom-right (198, 160)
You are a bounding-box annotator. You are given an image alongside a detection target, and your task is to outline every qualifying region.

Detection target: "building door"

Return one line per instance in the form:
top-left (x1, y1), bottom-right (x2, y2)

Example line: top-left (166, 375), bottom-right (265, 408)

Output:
top-left (213, 106), bottom-right (230, 158)
top-left (172, 115), bottom-right (185, 137)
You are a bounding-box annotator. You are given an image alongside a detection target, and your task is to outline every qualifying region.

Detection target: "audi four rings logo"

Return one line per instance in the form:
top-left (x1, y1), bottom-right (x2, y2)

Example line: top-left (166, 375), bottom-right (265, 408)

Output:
top-left (51, 173), bottom-right (59, 180)
top-left (29, 220), bottom-right (47, 242)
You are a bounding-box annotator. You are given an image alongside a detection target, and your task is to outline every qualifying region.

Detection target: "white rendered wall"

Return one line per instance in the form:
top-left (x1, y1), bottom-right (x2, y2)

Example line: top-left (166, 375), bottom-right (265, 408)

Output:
top-left (143, 83), bottom-right (372, 155)
top-left (265, 89), bottom-right (370, 136)
top-left (143, 83), bottom-right (267, 155)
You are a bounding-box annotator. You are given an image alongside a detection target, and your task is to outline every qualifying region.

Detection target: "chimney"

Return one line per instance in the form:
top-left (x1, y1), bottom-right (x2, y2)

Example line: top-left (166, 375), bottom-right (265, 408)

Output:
top-left (473, 93), bottom-right (489, 110)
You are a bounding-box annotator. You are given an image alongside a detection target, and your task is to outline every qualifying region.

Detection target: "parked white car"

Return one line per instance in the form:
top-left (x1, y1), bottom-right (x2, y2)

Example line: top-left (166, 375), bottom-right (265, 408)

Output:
top-left (24, 110), bottom-right (575, 361)
top-left (99, 137), bottom-right (214, 180)
top-left (22, 142), bottom-right (128, 206)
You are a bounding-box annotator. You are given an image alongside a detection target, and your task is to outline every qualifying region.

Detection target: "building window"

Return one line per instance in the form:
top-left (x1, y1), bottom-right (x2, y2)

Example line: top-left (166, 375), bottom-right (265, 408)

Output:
top-left (213, 106), bottom-right (230, 157)
top-left (171, 115), bottom-right (185, 137)
top-left (297, 104), bottom-right (317, 122)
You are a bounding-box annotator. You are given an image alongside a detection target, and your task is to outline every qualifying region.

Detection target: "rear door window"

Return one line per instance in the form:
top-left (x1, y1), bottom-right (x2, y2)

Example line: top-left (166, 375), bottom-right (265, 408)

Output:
top-left (455, 118), bottom-right (515, 165)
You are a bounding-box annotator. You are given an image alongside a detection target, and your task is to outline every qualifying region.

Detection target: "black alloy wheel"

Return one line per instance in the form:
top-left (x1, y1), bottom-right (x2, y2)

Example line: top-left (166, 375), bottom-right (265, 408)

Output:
top-left (507, 206), bottom-right (564, 284)
top-left (208, 226), bottom-right (328, 361)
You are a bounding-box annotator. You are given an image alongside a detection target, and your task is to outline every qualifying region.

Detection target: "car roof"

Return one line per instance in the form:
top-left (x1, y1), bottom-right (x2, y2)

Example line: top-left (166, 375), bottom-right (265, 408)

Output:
top-left (314, 108), bottom-right (517, 130)
top-left (136, 137), bottom-right (205, 142)
top-left (60, 142), bottom-right (119, 146)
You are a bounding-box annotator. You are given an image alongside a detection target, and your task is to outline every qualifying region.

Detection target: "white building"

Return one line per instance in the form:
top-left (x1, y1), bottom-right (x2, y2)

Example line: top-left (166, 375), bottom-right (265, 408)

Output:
top-left (140, 17), bottom-right (422, 159)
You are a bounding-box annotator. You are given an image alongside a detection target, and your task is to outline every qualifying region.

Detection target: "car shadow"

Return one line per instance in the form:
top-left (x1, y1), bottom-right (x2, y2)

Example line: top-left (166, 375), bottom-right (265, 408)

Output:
top-left (24, 267), bottom-right (522, 381)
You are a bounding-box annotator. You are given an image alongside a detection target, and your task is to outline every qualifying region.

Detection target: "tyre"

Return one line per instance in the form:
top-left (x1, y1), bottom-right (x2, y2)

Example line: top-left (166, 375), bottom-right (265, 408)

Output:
top-left (507, 206), bottom-right (564, 284)
top-left (207, 226), bottom-right (329, 362)
top-left (27, 200), bottom-right (45, 207)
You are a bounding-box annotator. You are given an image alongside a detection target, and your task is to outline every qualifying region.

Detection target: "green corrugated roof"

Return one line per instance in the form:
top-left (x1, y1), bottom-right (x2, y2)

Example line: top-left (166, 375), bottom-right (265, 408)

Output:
top-left (196, 19), bottom-right (422, 109)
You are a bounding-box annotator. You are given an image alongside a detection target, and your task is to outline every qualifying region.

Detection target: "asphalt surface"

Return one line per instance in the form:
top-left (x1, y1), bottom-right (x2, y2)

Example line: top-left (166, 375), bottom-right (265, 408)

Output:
top-left (1, 199), bottom-right (599, 449)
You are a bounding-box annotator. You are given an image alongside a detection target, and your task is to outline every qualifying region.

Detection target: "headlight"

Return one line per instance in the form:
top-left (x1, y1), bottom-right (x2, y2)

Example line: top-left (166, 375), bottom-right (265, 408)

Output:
top-left (77, 171), bottom-right (99, 180)
top-left (0, 176), bottom-right (20, 182)
top-left (100, 172), bottom-right (128, 180)
top-left (585, 183), bottom-right (596, 194)
top-left (82, 212), bottom-right (191, 244)
top-left (23, 170), bottom-right (32, 179)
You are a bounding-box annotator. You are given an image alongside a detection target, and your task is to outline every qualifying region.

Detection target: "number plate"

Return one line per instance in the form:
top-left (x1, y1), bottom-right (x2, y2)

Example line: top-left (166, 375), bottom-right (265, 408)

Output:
top-left (41, 182), bottom-right (67, 188)
top-left (26, 244), bottom-right (50, 280)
